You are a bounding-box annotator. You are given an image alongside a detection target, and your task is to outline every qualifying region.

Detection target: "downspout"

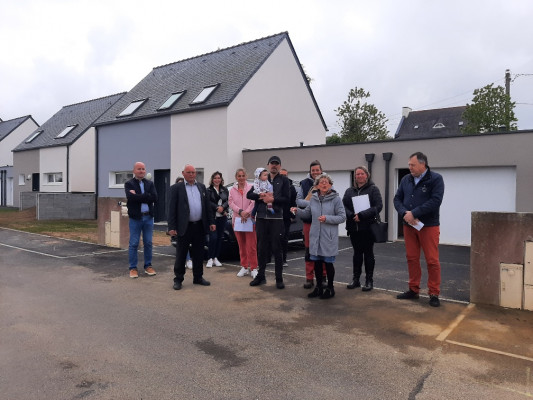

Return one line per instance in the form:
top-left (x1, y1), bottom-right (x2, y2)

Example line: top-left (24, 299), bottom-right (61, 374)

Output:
top-left (382, 152), bottom-right (393, 222)
top-left (66, 146), bottom-right (70, 192)
top-left (95, 127), bottom-right (99, 219)
top-left (365, 153), bottom-right (375, 175)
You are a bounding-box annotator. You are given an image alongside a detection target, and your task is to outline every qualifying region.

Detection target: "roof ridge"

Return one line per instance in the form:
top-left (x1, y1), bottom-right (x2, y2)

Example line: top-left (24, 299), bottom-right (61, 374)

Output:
top-left (414, 105), bottom-right (467, 113)
top-left (153, 31), bottom-right (288, 70)
top-left (60, 92), bottom-right (127, 109)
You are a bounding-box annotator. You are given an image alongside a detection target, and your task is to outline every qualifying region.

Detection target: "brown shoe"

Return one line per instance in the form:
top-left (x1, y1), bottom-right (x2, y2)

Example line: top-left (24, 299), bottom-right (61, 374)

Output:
top-left (129, 269), bottom-right (139, 279)
top-left (145, 266), bottom-right (156, 276)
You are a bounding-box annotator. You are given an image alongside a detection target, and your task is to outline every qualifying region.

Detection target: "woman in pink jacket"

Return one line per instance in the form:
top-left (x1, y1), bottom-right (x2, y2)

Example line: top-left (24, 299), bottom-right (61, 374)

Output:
top-left (229, 168), bottom-right (258, 278)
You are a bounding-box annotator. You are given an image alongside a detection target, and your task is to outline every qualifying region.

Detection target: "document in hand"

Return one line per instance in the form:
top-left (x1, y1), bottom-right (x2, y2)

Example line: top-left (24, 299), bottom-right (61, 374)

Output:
top-left (410, 220), bottom-right (424, 231)
top-left (352, 195), bottom-right (371, 214)
top-left (234, 217), bottom-right (254, 232)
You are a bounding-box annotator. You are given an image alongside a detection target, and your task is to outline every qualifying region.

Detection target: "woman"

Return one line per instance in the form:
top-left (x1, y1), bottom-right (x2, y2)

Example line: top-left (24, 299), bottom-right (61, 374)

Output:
top-left (228, 168), bottom-right (258, 278)
top-left (342, 166), bottom-right (383, 292)
top-left (206, 171), bottom-right (229, 267)
top-left (292, 173), bottom-right (345, 299)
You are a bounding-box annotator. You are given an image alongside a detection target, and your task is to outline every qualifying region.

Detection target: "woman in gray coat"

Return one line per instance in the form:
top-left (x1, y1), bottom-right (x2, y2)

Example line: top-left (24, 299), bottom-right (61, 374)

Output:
top-left (292, 173), bottom-right (346, 299)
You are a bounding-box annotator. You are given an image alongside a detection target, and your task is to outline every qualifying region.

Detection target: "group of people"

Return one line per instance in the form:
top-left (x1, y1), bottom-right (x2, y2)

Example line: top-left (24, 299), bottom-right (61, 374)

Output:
top-left (125, 151), bottom-right (445, 306)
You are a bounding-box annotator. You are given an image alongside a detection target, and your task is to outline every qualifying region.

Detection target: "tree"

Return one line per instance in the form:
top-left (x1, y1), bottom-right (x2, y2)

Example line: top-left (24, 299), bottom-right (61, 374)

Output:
top-left (328, 87), bottom-right (389, 144)
top-left (461, 83), bottom-right (517, 134)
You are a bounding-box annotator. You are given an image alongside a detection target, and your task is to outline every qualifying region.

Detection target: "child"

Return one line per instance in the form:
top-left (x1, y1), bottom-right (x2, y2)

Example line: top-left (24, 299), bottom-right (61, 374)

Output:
top-left (253, 167), bottom-right (274, 214)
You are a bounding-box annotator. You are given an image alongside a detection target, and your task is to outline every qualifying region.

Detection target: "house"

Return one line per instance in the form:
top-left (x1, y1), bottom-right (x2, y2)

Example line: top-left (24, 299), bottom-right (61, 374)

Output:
top-left (12, 93), bottom-right (125, 217)
top-left (0, 115), bottom-right (39, 206)
top-left (394, 106), bottom-right (467, 139)
top-left (94, 32), bottom-right (327, 247)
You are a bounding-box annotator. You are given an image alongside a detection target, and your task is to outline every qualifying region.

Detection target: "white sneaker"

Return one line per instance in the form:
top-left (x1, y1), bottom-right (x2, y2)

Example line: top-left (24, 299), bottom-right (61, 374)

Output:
top-left (186, 259), bottom-right (192, 269)
top-left (214, 258), bottom-right (222, 267)
top-left (237, 267), bottom-right (249, 277)
top-left (206, 258), bottom-right (213, 268)
top-left (251, 269), bottom-right (258, 279)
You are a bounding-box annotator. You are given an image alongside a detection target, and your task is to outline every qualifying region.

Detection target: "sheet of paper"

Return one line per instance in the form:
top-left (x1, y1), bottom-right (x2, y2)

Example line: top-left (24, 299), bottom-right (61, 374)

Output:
top-left (410, 220), bottom-right (424, 231)
top-left (352, 195), bottom-right (370, 214)
top-left (234, 216), bottom-right (254, 232)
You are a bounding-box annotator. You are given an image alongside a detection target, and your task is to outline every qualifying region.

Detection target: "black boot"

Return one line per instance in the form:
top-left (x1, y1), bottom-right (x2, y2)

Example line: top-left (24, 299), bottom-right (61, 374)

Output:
top-left (347, 279), bottom-right (361, 289)
top-left (362, 278), bottom-right (373, 292)
top-left (308, 286), bottom-right (323, 298)
top-left (320, 287), bottom-right (335, 299)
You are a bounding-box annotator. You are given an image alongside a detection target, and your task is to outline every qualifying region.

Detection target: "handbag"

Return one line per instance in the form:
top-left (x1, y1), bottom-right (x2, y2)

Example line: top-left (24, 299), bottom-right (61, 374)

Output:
top-left (370, 216), bottom-right (388, 243)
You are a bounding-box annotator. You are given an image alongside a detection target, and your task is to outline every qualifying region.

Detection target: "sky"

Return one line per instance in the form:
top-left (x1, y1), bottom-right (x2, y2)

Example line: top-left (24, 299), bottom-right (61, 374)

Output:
top-left (1, 0), bottom-right (532, 136)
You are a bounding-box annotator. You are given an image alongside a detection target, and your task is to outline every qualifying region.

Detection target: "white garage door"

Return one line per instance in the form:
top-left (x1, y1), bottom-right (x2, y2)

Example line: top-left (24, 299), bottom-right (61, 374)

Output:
top-left (434, 167), bottom-right (516, 246)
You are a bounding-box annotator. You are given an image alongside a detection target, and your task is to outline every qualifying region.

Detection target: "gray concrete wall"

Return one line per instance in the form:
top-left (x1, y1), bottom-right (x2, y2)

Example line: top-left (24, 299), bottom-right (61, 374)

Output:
top-left (36, 193), bottom-right (96, 220)
top-left (20, 192), bottom-right (37, 210)
top-left (471, 212), bottom-right (533, 306)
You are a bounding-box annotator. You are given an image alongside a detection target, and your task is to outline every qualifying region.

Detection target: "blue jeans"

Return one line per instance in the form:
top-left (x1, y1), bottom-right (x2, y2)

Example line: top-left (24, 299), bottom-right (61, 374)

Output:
top-left (208, 216), bottom-right (226, 259)
top-left (128, 215), bottom-right (154, 270)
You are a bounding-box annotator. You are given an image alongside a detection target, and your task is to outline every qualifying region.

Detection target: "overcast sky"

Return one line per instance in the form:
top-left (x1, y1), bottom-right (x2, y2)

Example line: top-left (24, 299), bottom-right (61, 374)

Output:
top-left (1, 0), bottom-right (532, 136)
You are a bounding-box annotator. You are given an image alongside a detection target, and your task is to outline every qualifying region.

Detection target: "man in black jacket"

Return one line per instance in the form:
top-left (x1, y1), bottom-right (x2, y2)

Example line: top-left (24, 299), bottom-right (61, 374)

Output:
top-left (279, 168), bottom-right (297, 267)
top-left (168, 164), bottom-right (215, 290)
top-left (125, 162), bottom-right (158, 279)
top-left (247, 156), bottom-right (290, 289)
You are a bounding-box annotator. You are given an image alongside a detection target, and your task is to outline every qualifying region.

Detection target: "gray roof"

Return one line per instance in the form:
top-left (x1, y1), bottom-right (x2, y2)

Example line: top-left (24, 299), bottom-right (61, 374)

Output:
top-left (394, 106), bottom-right (467, 140)
top-left (13, 93), bottom-right (125, 152)
top-left (95, 32), bottom-right (326, 128)
top-left (0, 115), bottom-right (37, 142)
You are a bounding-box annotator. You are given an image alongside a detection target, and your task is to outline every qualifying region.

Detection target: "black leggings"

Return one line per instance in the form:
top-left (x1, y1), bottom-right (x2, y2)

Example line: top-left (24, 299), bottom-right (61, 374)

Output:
top-left (314, 261), bottom-right (334, 288)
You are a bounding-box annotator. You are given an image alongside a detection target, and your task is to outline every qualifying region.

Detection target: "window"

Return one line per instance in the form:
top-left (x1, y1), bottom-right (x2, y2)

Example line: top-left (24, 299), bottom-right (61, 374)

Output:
top-left (458, 121), bottom-right (464, 126)
top-left (117, 99), bottom-right (146, 117)
top-left (433, 123), bottom-right (445, 129)
top-left (25, 130), bottom-right (42, 143)
top-left (45, 173), bottom-right (63, 184)
top-left (109, 171), bottom-right (133, 188)
top-left (190, 85), bottom-right (218, 104)
top-left (55, 125), bottom-right (77, 139)
top-left (19, 174), bottom-right (26, 185)
top-left (414, 125), bottom-right (419, 129)
top-left (158, 92), bottom-right (185, 110)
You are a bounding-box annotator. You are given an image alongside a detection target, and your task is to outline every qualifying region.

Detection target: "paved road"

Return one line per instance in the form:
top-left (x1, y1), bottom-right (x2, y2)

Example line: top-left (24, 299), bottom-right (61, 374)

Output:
top-left (1, 228), bottom-right (531, 399)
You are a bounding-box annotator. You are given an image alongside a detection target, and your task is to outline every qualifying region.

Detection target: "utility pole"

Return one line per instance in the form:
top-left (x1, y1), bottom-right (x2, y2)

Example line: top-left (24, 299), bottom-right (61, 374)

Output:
top-left (505, 69), bottom-right (511, 130)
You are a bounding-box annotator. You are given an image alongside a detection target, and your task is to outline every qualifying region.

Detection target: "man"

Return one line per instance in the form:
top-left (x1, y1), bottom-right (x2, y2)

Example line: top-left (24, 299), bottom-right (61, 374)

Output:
top-left (393, 152), bottom-right (445, 307)
top-left (247, 155), bottom-right (290, 289)
top-left (279, 168), bottom-right (297, 267)
top-left (168, 164), bottom-right (215, 290)
top-left (125, 162), bottom-right (158, 279)
top-left (296, 160), bottom-right (327, 289)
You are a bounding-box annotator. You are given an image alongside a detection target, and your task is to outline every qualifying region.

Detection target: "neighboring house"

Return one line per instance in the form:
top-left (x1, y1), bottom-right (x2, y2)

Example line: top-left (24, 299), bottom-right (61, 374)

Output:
top-left (394, 106), bottom-right (467, 139)
top-left (95, 32), bottom-right (327, 246)
top-left (0, 116), bottom-right (40, 206)
top-left (12, 93), bottom-right (125, 215)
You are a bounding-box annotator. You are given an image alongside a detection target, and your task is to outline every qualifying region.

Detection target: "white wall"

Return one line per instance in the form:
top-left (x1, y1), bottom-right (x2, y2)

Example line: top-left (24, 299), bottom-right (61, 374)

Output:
top-left (70, 128), bottom-right (95, 192)
top-left (170, 108), bottom-right (228, 183)
top-left (227, 38), bottom-right (326, 177)
top-left (40, 146), bottom-right (67, 192)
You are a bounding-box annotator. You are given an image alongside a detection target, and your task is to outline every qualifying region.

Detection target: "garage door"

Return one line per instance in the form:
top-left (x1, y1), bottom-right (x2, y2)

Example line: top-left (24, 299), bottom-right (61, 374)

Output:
top-left (434, 166), bottom-right (516, 246)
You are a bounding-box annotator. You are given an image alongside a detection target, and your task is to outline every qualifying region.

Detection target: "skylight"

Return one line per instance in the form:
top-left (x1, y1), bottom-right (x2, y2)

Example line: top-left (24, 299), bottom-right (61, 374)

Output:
top-left (117, 99), bottom-right (146, 117)
top-left (191, 85), bottom-right (218, 105)
top-left (158, 92), bottom-right (185, 110)
top-left (55, 125), bottom-right (77, 139)
top-left (433, 123), bottom-right (445, 129)
top-left (25, 130), bottom-right (42, 143)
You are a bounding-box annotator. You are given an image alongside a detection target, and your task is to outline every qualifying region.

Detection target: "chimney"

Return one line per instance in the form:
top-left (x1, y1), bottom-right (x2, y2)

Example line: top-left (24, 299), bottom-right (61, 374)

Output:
top-left (402, 107), bottom-right (412, 118)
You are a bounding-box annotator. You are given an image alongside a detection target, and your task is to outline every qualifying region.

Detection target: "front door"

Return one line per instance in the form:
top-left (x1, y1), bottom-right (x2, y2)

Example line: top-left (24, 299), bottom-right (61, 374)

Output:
top-left (32, 173), bottom-right (40, 192)
top-left (153, 169), bottom-right (170, 223)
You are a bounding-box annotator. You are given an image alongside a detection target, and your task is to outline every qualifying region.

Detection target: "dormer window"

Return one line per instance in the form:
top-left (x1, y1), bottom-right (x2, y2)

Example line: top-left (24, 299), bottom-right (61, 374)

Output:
top-left (25, 130), bottom-right (42, 143)
top-left (117, 99), bottom-right (146, 117)
top-left (55, 125), bottom-right (77, 139)
top-left (158, 92), bottom-right (185, 111)
top-left (458, 121), bottom-right (464, 126)
top-left (190, 85), bottom-right (218, 105)
top-left (414, 125), bottom-right (419, 129)
top-left (433, 123), bottom-right (445, 129)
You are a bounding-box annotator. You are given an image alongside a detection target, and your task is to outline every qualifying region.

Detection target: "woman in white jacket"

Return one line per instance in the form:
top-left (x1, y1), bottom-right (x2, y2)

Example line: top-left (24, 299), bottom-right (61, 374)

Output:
top-left (292, 173), bottom-right (346, 299)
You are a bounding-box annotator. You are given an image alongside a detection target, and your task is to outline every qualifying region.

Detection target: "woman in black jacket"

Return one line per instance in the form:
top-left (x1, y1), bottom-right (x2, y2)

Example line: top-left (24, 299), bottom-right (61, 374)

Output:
top-left (206, 171), bottom-right (229, 267)
top-left (342, 166), bottom-right (383, 291)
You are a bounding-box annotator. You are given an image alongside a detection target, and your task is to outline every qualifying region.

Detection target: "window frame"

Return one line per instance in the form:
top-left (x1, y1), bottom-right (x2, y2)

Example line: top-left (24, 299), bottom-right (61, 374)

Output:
top-left (55, 124), bottom-right (77, 139)
top-left (109, 171), bottom-right (134, 189)
top-left (117, 99), bottom-right (147, 117)
top-left (190, 85), bottom-right (219, 105)
top-left (44, 172), bottom-right (63, 185)
top-left (158, 91), bottom-right (185, 111)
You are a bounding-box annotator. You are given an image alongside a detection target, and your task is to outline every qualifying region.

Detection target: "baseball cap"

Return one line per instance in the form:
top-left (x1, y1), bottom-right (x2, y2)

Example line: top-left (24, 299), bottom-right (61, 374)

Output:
top-left (268, 155), bottom-right (281, 164)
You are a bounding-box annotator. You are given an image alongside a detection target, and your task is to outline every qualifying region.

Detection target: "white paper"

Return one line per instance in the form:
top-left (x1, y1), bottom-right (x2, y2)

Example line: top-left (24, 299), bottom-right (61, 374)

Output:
top-left (410, 220), bottom-right (424, 231)
top-left (352, 195), bottom-right (370, 214)
top-left (234, 217), bottom-right (254, 232)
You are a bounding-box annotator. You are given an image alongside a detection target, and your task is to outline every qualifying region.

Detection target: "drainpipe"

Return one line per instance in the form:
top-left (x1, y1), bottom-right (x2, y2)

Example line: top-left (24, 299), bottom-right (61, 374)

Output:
top-left (95, 127), bottom-right (99, 219)
top-left (365, 153), bottom-right (375, 176)
top-left (66, 146), bottom-right (70, 192)
top-left (382, 152), bottom-right (393, 222)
